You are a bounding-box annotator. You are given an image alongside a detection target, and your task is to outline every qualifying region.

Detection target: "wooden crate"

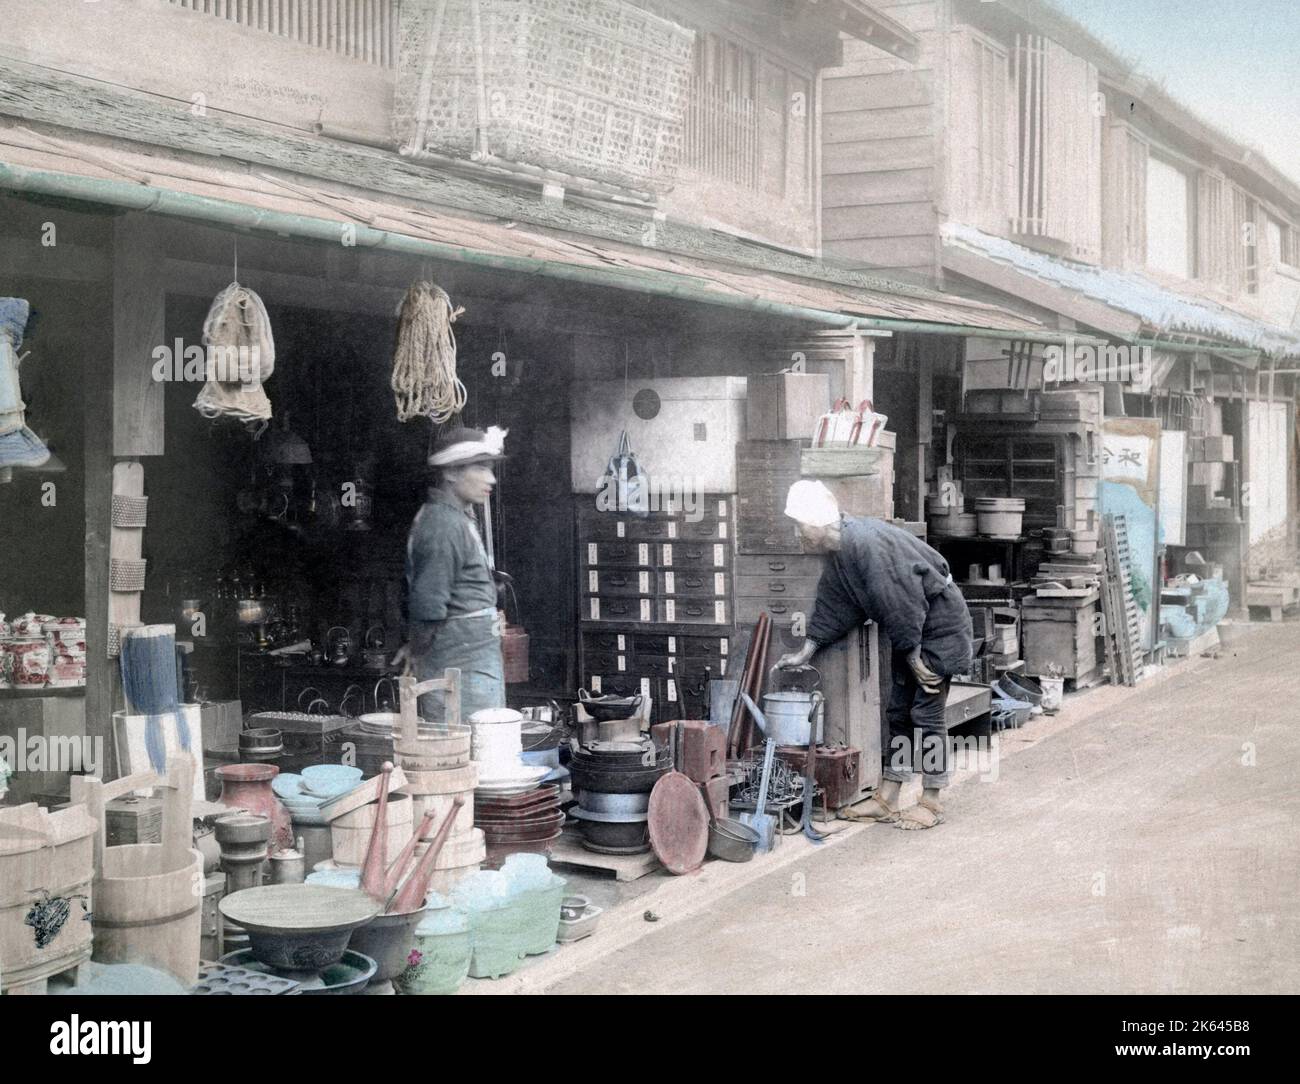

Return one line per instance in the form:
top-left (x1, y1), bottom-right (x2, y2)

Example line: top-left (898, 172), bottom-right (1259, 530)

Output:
top-left (745, 372), bottom-right (830, 441)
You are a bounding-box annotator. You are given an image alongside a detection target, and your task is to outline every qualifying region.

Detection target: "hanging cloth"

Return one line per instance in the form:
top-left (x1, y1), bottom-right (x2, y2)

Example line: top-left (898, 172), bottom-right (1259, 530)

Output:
top-left (193, 282), bottom-right (275, 433)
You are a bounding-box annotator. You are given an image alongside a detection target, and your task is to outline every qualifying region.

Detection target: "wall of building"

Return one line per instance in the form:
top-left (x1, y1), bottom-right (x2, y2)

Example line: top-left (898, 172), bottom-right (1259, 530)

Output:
top-left (819, 0), bottom-right (940, 278)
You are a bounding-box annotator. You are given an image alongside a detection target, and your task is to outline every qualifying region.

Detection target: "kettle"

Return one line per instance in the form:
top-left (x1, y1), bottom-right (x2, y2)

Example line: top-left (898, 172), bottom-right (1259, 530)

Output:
top-left (326, 626), bottom-right (352, 667)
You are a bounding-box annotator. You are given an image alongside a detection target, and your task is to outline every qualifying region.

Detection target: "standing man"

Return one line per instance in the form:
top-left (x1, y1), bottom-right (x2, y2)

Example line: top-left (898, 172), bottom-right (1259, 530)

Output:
top-left (775, 480), bottom-right (973, 829)
top-left (403, 426), bottom-right (509, 720)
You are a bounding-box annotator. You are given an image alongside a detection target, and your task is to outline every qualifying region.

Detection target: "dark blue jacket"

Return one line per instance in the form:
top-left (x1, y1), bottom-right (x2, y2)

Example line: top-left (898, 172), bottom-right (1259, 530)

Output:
top-left (807, 517), bottom-right (973, 677)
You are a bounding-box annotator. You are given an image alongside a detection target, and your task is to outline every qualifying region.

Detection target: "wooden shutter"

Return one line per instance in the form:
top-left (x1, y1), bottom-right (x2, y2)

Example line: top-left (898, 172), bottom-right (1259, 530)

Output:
top-left (948, 27), bottom-right (1010, 234)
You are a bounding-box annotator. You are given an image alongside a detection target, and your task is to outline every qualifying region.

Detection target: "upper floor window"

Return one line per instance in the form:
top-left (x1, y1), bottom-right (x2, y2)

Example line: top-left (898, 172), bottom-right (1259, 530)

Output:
top-left (1146, 156), bottom-right (1193, 279)
top-left (1265, 214), bottom-right (1299, 269)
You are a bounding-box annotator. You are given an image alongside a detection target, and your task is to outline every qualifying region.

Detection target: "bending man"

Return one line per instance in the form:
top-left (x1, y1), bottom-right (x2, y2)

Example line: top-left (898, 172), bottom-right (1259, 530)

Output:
top-left (776, 480), bottom-right (972, 829)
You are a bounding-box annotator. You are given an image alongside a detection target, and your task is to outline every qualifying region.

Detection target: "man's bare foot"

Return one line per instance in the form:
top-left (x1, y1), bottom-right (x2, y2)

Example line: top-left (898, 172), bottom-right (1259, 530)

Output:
top-left (838, 795), bottom-right (899, 823)
top-left (897, 796), bottom-right (945, 830)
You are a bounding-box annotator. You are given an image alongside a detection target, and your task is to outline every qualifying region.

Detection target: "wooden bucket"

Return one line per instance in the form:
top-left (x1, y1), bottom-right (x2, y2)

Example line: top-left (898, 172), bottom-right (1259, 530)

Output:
top-left (0, 803), bottom-right (96, 993)
top-left (408, 791), bottom-right (476, 836)
top-left (413, 826), bottom-right (485, 869)
top-left (400, 763), bottom-right (477, 797)
top-left (331, 792), bottom-right (413, 867)
top-left (70, 758), bottom-right (202, 986)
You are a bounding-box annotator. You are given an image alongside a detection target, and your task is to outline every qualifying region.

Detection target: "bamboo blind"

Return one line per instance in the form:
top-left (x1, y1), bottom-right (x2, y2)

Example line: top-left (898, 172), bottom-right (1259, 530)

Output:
top-left (167, 0), bottom-right (399, 66)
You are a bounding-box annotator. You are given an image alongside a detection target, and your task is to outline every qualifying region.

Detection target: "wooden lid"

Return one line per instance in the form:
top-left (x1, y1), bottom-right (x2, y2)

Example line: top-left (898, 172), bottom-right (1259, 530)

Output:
top-left (647, 772), bottom-right (709, 875)
top-left (218, 885), bottom-right (380, 932)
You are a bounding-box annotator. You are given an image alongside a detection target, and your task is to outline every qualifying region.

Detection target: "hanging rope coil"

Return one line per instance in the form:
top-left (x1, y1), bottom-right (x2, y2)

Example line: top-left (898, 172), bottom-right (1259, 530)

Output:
top-left (193, 282), bottom-right (275, 432)
top-left (391, 281), bottom-right (466, 424)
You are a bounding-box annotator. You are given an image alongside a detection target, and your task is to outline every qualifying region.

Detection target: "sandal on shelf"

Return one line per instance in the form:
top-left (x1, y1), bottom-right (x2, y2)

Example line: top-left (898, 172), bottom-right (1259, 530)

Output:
top-left (897, 798), bottom-right (945, 831)
top-left (837, 796), bottom-right (899, 823)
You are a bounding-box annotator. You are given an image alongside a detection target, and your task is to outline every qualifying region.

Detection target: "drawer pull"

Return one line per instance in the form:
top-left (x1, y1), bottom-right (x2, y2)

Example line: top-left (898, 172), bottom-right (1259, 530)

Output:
top-left (768, 582), bottom-right (786, 592)
top-left (684, 576), bottom-right (703, 589)
top-left (769, 605), bottom-right (789, 615)
top-left (768, 561), bottom-right (786, 571)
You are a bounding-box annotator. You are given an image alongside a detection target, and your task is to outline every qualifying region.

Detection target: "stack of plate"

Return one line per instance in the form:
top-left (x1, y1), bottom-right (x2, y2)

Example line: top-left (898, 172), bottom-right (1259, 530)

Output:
top-left (475, 784), bottom-right (564, 868)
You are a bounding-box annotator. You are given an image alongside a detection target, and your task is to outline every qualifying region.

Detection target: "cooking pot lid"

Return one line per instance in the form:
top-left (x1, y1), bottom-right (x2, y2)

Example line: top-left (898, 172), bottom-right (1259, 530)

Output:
top-left (647, 771), bottom-right (709, 875)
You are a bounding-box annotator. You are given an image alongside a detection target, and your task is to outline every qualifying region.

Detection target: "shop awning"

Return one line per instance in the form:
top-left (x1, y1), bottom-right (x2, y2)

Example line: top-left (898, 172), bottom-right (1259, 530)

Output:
top-left (941, 222), bottom-right (1300, 360)
top-left (0, 124), bottom-right (1043, 337)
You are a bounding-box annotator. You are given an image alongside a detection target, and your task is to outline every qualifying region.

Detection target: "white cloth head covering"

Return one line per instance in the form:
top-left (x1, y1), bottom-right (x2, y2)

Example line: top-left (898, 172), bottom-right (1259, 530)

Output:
top-left (428, 425), bottom-right (508, 467)
top-left (784, 480), bottom-right (840, 527)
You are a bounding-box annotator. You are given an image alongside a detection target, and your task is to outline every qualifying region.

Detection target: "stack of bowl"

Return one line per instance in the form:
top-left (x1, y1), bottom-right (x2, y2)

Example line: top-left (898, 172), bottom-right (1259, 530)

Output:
top-left (475, 783), bottom-right (564, 868)
top-left (568, 739), bottom-right (669, 854)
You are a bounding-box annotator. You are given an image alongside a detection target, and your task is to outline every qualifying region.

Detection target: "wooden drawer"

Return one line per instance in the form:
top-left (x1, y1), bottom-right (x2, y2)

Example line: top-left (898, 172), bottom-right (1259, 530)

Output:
top-left (582, 596), bottom-right (655, 623)
top-left (944, 682), bottom-right (991, 729)
top-left (656, 598), bottom-right (729, 625)
top-left (658, 541), bottom-right (730, 570)
top-left (583, 568), bottom-right (655, 597)
top-left (581, 672), bottom-right (645, 698)
top-left (658, 570), bottom-right (728, 597)
top-left (736, 515), bottom-right (802, 555)
top-left (576, 514), bottom-right (677, 542)
top-left (581, 540), bottom-right (658, 568)
top-left (735, 573), bottom-right (822, 599)
top-left (634, 653), bottom-right (677, 680)
top-left (736, 554), bottom-right (823, 577)
top-left (583, 629), bottom-right (631, 654)
top-left (736, 439), bottom-right (807, 470)
top-left (681, 632), bottom-right (732, 659)
top-left (735, 595), bottom-right (816, 627)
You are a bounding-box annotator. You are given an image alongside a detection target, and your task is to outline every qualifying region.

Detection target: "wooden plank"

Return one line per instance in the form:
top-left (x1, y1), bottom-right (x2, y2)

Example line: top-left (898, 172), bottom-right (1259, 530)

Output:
top-left (822, 70), bottom-right (934, 113)
top-left (0, 238), bottom-right (110, 283)
top-left (113, 215), bottom-right (167, 458)
top-left (822, 137), bottom-right (935, 175)
top-left (823, 168), bottom-right (934, 207)
top-left (822, 106), bottom-right (933, 143)
top-left (819, 200), bottom-right (936, 237)
top-left (549, 828), bottom-right (662, 882)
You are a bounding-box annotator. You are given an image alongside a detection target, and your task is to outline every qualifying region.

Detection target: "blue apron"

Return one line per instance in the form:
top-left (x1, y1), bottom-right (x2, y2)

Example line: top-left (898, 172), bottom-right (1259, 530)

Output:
top-left (414, 611), bottom-right (505, 723)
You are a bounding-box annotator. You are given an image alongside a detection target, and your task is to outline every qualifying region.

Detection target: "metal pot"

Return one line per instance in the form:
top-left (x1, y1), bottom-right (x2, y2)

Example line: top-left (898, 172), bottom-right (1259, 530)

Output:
top-left (577, 689), bottom-right (643, 721)
top-left (577, 790), bottom-right (651, 815)
top-left (708, 818), bottom-right (758, 863)
top-left (568, 761), bottom-right (668, 795)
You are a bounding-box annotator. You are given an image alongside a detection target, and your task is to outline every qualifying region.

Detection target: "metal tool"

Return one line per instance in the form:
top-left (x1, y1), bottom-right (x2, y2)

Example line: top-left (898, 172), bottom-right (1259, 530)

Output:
top-left (738, 729), bottom-right (777, 854)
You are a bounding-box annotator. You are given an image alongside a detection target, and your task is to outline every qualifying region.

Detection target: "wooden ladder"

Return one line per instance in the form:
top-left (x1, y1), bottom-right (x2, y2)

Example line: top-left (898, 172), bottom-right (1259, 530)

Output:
top-left (1100, 514), bottom-right (1142, 686)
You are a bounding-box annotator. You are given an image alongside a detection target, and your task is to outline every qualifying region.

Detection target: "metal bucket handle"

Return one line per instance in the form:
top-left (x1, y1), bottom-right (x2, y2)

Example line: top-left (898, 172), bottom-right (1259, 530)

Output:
top-left (769, 664), bottom-right (822, 693)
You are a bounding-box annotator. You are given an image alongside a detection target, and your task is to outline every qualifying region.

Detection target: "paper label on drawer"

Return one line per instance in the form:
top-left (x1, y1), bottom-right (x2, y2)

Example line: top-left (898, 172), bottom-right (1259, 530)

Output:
top-left (617, 655), bottom-right (626, 672)
top-left (719, 658), bottom-right (728, 677)
top-left (616, 521), bottom-right (625, 538)
top-left (588, 571), bottom-right (598, 592)
top-left (668, 522), bottom-right (678, 538)
top-left (662, 544), bottom-right (673, 566)
top-left (664, 599), bottom-right (676, 622)
top-left (587, 543), bottom-right (597, 565)
top-left (719, 522), bottom-right (728, 539)
top-left (637, 543), bottom-right (649, 565)
top-left (668, 656), bottom-right (677, 673)
top-left (590, 675), bottom-right (602, 693)
top-left (639, 571), bottom-right (650, 594)
top-left (718, 499), bottom-right (728, 516)
top-left (589, 598), bottom-right (600, 620)
top-left (715, 601), bottom-right (727, 624)
top-left (641, 677), bottom-right (652, 700)
top-left (714, 573), bottom-right (726, 595)
top-left (617, 634), bottom-right (626, 651)
top-left (720, 637), bottom-right (729, 655)
top-left (664, 572), bottom-right (675, 594)
top-left (639, 598), bottom-right (652, 622)
top-left (667, 679), bottom-right (678, 702)
top-left (713, 544), bottom-right (725, 566)
top-left (668, 636), bottom-right (677, 654)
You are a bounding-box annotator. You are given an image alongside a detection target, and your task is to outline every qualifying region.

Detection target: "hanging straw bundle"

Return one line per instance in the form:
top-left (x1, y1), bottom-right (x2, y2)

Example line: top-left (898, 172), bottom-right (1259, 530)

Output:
top-left (193, 282), bottom-right (276, 433)
top-left (120, 625), bottom-right (189, 774)
top-left (391, 282), bottom-right (466, 423)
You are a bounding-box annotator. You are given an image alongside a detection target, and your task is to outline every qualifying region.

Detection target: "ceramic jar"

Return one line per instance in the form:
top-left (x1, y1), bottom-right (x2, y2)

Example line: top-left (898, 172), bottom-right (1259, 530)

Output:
top-left (216, 763), bottom-right (294, 851)
top-left (392, 908), bottom-right (471, 995)
top-left (43, 619), bottom-right (86, 688)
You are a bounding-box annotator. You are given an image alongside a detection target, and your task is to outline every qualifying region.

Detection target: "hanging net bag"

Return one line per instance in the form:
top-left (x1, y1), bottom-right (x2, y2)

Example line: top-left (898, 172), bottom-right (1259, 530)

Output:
top-left (194, 282), bottom-right (276, 433)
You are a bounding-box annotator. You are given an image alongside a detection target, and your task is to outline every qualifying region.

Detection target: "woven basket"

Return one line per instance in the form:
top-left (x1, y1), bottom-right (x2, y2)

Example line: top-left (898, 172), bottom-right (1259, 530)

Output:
top-left (393, 0), bottom-right (694, 191)
top-left (111, 494), bottom-right (149, 528)
top-left (107, 623), bottom-right (143, 659)
top-left (109, 557), bottom-right (147, 593)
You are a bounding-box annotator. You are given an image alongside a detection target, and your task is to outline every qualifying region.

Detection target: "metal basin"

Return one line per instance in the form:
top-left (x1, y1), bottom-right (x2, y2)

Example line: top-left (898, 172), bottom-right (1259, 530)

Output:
top-left (707, 818), bottom-right (758, 863)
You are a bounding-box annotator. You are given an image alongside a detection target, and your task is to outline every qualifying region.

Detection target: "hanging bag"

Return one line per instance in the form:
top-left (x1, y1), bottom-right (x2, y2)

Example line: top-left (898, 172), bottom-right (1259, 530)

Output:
top-left (813, 399), bottom-right (888, 448)
top-left (598, 430), bottom-right (650, 516)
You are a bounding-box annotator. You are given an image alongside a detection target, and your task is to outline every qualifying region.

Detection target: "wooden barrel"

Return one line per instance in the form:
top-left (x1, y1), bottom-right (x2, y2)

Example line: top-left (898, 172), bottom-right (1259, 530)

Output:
top-left (417, 828), bottom-right (486, 895)
top-left (92, 844), bottom-right (204, 986)
top-left (400, 763), bottom-right (477, 796)
top-left (330, 792), bottom-right (413, 867)
top-left (394, 727), bottom-right (471, 771)
top-left (0, 803), bottom-right (96, 993)
top-left (408, 791), bottom-right (476, 835)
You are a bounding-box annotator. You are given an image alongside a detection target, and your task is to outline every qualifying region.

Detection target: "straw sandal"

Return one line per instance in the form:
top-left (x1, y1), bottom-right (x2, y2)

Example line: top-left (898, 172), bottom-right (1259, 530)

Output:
top-left (838, 796), bottom-right (899, 823)
top-left (897, 798), bottom-right (945, 830)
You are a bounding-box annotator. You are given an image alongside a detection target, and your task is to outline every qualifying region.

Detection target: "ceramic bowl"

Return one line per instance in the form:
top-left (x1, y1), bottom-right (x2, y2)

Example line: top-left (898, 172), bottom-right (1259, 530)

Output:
top-left (300, 764), bottom-right (363, 797)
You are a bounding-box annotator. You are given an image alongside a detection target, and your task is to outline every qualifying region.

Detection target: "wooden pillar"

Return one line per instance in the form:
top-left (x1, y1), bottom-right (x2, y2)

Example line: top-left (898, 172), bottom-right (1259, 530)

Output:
top-left (86, 214), bottom-right (168, 777)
